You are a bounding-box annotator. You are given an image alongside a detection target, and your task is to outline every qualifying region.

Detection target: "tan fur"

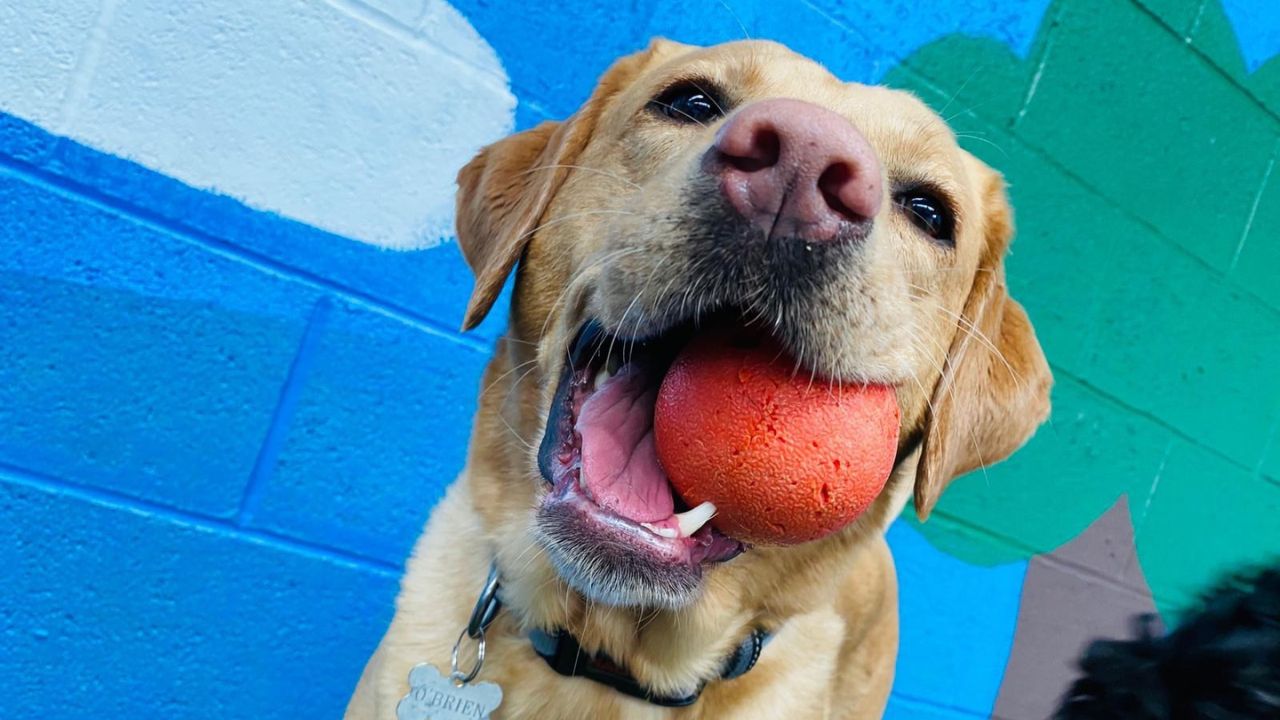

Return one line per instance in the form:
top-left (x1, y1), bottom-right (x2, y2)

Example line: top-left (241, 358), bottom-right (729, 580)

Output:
top-left (347, 39), bottom-right (1051, 720)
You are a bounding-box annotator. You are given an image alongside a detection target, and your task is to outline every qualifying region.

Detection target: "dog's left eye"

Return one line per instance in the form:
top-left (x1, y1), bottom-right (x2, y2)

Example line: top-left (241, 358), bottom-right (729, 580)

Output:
top-left (649, 82), bottom-right (725, 124)
top-left (896, 191), bottom-right (955, 245)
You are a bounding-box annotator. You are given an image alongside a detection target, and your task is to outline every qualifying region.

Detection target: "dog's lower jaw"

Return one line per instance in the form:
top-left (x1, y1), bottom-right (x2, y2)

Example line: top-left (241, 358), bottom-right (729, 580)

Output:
top-left (535, 505), bottom-right (705, 610)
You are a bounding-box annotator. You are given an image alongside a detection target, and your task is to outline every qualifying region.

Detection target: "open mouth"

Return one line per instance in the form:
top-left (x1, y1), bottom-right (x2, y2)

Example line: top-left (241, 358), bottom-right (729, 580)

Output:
top-left (535, 320), bottom-right (746, 608)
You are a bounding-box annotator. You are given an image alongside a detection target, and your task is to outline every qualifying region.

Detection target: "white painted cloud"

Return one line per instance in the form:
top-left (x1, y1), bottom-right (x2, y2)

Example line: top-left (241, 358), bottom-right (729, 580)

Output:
top-left (0, 0), bottom-right (515, 249)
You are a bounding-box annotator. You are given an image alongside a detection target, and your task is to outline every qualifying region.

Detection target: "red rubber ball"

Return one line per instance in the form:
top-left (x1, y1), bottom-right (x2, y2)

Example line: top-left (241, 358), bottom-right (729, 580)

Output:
top-left (654, 329), bottom-right (900, 545)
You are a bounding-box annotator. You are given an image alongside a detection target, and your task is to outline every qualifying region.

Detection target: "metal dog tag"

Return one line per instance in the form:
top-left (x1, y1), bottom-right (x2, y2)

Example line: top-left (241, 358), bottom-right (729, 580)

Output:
top-left (397, 664), bottom-right (503, 720)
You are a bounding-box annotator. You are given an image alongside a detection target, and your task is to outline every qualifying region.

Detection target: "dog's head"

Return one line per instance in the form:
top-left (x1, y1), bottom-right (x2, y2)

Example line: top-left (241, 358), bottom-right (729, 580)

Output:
top-left (456, 40), bottom-right (1051, 613)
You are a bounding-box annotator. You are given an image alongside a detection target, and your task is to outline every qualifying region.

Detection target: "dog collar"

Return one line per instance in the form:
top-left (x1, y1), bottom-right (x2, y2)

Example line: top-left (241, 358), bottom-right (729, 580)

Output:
top-left (467, 563), bottom-right (771, 708)
top-left (528, 625), bottom-right (771, 708)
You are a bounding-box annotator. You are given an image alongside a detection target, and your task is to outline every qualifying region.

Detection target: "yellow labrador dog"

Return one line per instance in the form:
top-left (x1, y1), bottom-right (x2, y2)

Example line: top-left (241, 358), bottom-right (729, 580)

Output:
top-left (347, 39), bottom-right (1051, 720)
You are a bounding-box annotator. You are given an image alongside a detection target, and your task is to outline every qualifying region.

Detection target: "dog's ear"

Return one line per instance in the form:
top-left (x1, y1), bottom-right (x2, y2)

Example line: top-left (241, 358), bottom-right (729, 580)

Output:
top-left (455, 120), bottom-right (575, 331)
top-left (914, 169), bottom-right (1053, 520)
top-left (455, 39), bottom-right (679, 331)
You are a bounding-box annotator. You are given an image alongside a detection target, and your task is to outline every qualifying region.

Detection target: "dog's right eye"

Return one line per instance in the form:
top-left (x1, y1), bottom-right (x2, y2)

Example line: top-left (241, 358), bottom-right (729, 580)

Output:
top-left (648, 82), bottom-right (725, 124)
top-left (895, 189), bottom-right (956, 246)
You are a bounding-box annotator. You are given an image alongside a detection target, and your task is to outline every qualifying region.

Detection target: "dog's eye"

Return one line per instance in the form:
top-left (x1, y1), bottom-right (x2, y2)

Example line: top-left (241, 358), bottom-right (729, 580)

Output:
top-left (896, 191), bottom-right (955, 245)
top-left (649, 82), bottom-right (725, 124)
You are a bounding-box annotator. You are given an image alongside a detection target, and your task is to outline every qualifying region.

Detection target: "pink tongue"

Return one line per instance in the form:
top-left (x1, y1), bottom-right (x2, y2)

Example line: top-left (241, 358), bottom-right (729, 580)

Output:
top-left (576, 365), bottom-right (674, 523)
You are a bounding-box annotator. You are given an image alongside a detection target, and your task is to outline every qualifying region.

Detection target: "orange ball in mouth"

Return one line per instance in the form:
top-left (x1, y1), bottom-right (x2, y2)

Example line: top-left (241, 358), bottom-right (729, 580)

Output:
top-left (653, 328), bottom-right (900, 545)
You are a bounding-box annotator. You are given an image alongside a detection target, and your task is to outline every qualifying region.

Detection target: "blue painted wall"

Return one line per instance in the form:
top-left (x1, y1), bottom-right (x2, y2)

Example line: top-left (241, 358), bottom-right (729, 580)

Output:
top-left (2, 1), bottom-right (1278, 718)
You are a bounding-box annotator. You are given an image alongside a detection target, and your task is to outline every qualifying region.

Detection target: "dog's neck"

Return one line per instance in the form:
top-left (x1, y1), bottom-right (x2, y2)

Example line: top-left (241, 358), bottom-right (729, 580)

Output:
top-left (463, 336), bottom-right (906, 697)
top-left (475, 475), bottom-right (895, 698)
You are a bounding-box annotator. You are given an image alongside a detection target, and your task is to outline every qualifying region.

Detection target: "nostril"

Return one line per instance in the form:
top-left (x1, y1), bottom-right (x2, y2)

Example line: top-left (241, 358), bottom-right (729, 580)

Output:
top-left (817, 163), bottom-right (859, 220)
top-left (722, 126), bottom-right (781, 172)
top-left (712, 99), bottom-right (885, 243)
top-left (818, 162), bottom-right (876, 222)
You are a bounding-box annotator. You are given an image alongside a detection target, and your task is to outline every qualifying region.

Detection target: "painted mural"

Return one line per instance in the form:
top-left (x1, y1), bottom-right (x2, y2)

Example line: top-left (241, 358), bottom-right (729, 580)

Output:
top-left (1, 1), bottom-right (1277, 718)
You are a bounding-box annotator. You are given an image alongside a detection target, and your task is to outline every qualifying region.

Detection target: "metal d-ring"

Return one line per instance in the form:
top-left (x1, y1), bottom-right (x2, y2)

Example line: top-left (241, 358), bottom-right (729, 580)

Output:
top-left (467, 563), bottom-right (502, 640)
top-left (450, 562), bottom-right (502, 685)
top-left (450, 625), bottom-right (487, 685)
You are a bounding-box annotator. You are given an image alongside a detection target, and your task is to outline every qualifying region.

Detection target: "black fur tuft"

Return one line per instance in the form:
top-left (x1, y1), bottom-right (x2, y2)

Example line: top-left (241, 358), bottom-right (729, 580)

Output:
top-left (1055, 563), bottom-right (1280, 720)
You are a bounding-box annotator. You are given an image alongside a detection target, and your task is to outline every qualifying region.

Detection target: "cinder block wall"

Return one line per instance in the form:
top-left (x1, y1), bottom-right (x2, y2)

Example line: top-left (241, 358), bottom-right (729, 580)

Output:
top-left (1, 1), bottom-right (1276, 718)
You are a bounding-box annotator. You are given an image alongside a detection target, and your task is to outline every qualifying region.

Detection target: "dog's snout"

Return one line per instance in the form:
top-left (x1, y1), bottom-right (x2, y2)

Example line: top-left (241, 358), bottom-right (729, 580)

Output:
top-left (712, 99), bottom-right (882, 243)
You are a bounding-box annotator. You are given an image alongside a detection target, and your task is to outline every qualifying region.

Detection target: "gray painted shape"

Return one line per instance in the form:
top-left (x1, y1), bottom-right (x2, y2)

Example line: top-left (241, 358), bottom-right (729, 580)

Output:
top-left (991, 496), bottom-right (1162, 720)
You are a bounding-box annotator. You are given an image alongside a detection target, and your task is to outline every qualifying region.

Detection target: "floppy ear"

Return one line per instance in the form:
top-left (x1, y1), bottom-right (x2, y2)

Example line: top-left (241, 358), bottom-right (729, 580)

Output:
top-left (914, 172), bottom-right (1053, 520)
top-left (454, 40), bottom-right (679, 331)
top-left (455, 120), bottom-right (575, 331)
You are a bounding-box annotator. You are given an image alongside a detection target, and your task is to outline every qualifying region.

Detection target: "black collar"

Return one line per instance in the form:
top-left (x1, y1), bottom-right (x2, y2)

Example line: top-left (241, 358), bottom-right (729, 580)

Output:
top-left (468, 564), bottom-right (771, 708)
top-left (528, 625), bottom-right (771, 708)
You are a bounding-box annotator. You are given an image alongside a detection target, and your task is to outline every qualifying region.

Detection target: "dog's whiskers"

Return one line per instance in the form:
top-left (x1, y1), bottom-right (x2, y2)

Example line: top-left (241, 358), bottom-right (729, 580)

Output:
top-left (480, 357), bottom-right (540, 400)
top-left (900, 325), bottom-right (992, 485)
top-left (936, 66), bottom-right (983, 122)
top-left (648, 101), bottom-right (712, 127)
top-left (904, 283), bottom-right (1027, 393)
top-left (493, 360), bottom-right (545, 451)
top-left (606, 252), bottom-right (672, 372)
top-left (536, 246), bottom-right (645, 372)
top-left (954, 131), bottom-right (1009, 158)
top-left (716, 0), bottom-right (752, 40)
top-left (518, 163), bottom-right (641, 189)
top-left (514, 209), bottom-right (638, 248)
top-left (686, 78), bottom-right (729, 118)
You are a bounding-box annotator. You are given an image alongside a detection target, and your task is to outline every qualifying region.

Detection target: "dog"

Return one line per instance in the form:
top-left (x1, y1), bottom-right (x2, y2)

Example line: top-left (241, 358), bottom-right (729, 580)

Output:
top-left (346, 38), bottom-right (1052, 720)
top-left (1055, 564), bottom-right (1280, 720)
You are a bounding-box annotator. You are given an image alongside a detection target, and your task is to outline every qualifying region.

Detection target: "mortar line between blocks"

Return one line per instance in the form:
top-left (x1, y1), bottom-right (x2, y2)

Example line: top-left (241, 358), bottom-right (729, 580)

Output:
top-left (56, 0), bottom-right (120, 135)
top-left (894, 64), bottom-right (1280, 318)
top-left (322, 0), bottom-right (510, 91)
top-left (1254, 403), bottom-right (1280, 477)
top-left (1051, 363), bottom-right (1260, 476)
top-left (796, 0), bottom-right (886, 54)
top-left (930, 504), bottom-right (1044, 558)
top-left (1132, 441), bottom-right (1174, 550)
top-left (1013, 1), bottom-right (1063, 128)
top-left (931, 499), bottom-right (1190, 607)
top-left (1186, 0), bottom-right (1209, 40)
top-left (887, 691), bottom-right (988, 719)
top-left (1128, 0), bottom-right (1280, 125)
top-left (0, 154), bottom-right (494, 355)
top-left (236, 297), bottom-right (333, 526)
top-left (515, 95), bottom-right (557, 123)
top-left (0, 461), bottom-right (400, 576)
top-left (1033, 535), bottom-right (1166, 605)
top-left (927, 494), bottom-right (1178, 610)
top-left (1229, 139), bottom-right (1278, 271)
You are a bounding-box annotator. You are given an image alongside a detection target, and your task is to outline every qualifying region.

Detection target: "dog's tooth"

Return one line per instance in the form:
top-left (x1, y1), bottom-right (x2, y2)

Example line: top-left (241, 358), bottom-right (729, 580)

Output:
top-left (593, 367), bottom-right (612, 389)
top-left (641, 522), bottom-right (679, 539)
top-left (675, 502), bottom-right (717, 537)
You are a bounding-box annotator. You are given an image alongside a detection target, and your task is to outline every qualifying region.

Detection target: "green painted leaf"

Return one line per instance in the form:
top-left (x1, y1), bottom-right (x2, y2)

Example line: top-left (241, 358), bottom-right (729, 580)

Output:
top-left (886, 0), bottom-right (1280, 618)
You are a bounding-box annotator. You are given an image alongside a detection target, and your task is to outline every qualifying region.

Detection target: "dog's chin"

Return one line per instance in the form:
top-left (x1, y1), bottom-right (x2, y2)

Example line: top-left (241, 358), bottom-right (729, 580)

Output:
top-left (533, 319), bottom-right (747, 610)
top-left (535, 487), bottom-right (708, 609)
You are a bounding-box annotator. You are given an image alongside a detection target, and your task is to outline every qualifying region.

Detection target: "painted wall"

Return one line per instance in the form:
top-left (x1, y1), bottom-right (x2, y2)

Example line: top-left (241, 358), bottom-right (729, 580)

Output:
top-left (1, 1), bottom-right (1277, 718)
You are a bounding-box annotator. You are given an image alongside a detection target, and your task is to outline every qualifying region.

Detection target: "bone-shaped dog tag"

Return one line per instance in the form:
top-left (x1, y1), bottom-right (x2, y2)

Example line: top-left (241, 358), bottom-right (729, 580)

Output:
top-left (397, 664), bottom-right (503, 720)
